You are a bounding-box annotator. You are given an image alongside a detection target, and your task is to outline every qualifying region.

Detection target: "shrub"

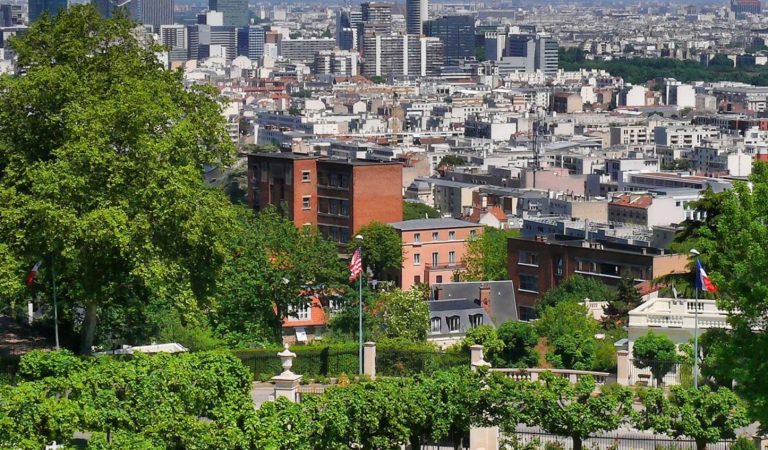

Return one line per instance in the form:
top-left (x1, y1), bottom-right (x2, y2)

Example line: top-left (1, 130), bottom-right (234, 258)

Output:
top-left (18, 349), bottom-right (85, 381)
top-left (592, 340), bottom-right (617, 372)
top-left (732, 436), bottom-right (757, 450)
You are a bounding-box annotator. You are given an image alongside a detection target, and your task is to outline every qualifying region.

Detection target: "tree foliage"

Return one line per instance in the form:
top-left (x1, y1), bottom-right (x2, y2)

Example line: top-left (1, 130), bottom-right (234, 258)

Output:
top-left (636, 386), bottom-right (750, 450)
top-left (347, 222), bottom-right (403, 281)
top-left (403, 202), bottom-right (440, 221)
top-left (633, 332), bottom-right (678, 387)
top-left (461, 227), bottom-right (519, 282)
top-left (0, 5), bottom-right (240, 354)
top-left (525, 372), bottom-right (633, 450)
top-left (602, 274), bottom-right (642, 329)
top-left (663, 162), bottom-right (768, 423)
top-left (537, 302), bottom-right (598, 370)
top-left (371, 288), bottom-right (430, 342)
top-left (537, 274), bottom-right (613, 314)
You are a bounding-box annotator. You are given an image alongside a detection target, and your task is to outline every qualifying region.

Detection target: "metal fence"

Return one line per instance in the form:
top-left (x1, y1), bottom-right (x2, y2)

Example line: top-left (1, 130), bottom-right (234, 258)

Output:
top-left (238, 348), bottom-right (359, 381)
top-left (375, 349), bottom-right (470, 377)
top-left (627, 359), bottom-right (689, 388)
top-left (504, 429), bottom-right (734, 450)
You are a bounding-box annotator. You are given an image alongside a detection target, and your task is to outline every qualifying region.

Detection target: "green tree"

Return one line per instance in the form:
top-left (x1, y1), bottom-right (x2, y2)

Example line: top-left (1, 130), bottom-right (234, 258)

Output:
top-left (633, 332), bottom-right (678, 387)
top-left (347, 222), bottom-right (403, 281)
top-left (369, 75), bottom-right (386, 84)
top-left (461, 227), bottom-right (519, 282)
top-left (602, 274), bottom-right (642, 328)
top-left (636, 386), bottom-right (749, 450)
top-left (536, 274), bottom-right (613, 314)
top-left (526, 372), bottom-right (633, 450)
top-left (537, 302), bottom-right (598, 370)
top-left (495, 321), bottom-right (539, 368)
top-left (438, 155), bottom-right (466, 167)
top-left (224, 206), bottom-right (345, 342)
top-left (666, 163), bottom-right (768, 422)
top-left (403, 201), bottom-right (440, 220)
top-left (371, 288), bottom-right (430, 341)
top-left (461, 325), bottom-right (505, 365)
top-left (0, 6), bottom-right (240, 354)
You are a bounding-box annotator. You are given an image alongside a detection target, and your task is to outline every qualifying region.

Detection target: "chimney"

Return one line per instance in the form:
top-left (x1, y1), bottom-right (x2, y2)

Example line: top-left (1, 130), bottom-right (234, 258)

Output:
top-left (479, 285), bottom-right (492, 314)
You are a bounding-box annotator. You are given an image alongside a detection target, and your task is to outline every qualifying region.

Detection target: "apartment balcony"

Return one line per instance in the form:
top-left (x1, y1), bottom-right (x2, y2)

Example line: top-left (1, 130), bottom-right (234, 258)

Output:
top-left (425, 262), bottom-right (466, 272)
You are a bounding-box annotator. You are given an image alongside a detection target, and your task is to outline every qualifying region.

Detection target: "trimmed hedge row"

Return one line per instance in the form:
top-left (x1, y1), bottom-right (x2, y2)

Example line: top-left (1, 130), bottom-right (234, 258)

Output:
top-left (234, 342), bottom-right (470, 381)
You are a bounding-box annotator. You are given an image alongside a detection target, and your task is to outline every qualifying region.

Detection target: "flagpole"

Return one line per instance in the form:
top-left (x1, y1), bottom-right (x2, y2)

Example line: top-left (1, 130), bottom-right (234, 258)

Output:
top-left (355, 234), bottom-right (364, 376)
top-left (690, 249), bottom-right (701, 389)
top-left (51, 254), bottom-right (60, 350)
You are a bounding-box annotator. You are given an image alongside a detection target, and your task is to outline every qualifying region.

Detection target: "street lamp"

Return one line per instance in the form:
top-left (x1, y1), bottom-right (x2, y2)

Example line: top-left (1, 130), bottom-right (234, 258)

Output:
top-left (689, 248), bottom-right (701, 388)
top-left (355, 234), bottom-right (364, 376)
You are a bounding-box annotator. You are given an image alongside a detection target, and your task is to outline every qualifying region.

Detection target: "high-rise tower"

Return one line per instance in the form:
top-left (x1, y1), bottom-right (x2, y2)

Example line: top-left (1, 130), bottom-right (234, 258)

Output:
top-left (405, 0), bottom-right (427, 35)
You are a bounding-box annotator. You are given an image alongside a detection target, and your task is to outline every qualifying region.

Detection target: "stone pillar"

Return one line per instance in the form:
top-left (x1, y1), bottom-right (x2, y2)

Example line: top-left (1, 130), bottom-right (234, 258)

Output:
top-left (753, 435), bottom-right (768, 450)
top-left (271, 344), bottom-right (302, 402)
top-left (363, 342), bottom-right (376, 379)
top-left (469, 425), bottom-right (499, 450)
top-left (616, 350), bottom-right (630, 386)
top-left (469, 344), bottom-right (498, 450)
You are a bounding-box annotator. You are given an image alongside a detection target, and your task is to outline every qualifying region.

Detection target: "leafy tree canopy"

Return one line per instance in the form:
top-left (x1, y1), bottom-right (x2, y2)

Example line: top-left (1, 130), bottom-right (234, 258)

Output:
top-left (347, 221), bottom-right (403, 281)
top-left (461, 227), bottom-right (519, 282)
top-left (537, 274), bottom-right (613, 314)
top-left (0, 5), bottom-right (240, 354)
top-left (633, 332), bottom-right (678, 387)
top-left (403, 201), bottom-right (440, 220)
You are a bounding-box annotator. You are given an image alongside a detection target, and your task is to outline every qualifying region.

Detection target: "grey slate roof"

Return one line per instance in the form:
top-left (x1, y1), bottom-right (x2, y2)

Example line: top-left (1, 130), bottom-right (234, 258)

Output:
top-left (390, 218), bottom-right (479, 231)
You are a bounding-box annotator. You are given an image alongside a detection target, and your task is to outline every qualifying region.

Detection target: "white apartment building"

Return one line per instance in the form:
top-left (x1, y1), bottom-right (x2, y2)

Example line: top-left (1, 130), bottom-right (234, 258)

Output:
top-left (653, 125), bottom-right (720, 147)
top-left (689, 146), bottom-right (753, 177)
top-left (609, 126), bottom-right (655, 146)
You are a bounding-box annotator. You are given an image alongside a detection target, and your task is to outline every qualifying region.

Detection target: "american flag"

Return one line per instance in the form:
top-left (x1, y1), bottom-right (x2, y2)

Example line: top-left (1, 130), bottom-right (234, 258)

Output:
top-left (349, 247), bottom-right (362, 282)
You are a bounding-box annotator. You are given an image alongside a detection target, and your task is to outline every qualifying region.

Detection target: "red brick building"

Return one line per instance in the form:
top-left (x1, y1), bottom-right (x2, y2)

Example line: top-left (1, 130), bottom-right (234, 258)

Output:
top-left (247, 153), bottom-right (403, 244)
top-left (507, 235), bottom-right (688, 320)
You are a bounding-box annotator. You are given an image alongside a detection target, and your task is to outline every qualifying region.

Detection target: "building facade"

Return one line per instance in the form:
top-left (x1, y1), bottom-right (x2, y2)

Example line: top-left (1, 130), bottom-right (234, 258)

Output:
top-left (507, 235), bottom-right (688, 320)
top-left (424, 14), bottom-right (475, 60)
top-left (209, 0), bottom-right (248, 27)
top-left (391, 218), bottom-right (482, 290)
top-left (29, 0), bottom-right (67, 22)
top-left (406, 0), bottom-right (428, 35)
top-left (247, 153), bottom-right (403, 245)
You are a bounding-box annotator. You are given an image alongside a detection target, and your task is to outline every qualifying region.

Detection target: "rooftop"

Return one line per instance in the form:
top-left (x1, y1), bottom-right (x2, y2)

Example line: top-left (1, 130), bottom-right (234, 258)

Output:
top-left (428, 298), bottom-right (485, 313)
top-left (390, 218), bottom-right (480, 231)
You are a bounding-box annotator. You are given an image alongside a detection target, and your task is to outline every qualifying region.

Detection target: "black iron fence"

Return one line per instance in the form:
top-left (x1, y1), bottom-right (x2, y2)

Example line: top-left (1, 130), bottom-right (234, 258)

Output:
top-left (237, 347), bottom-right (359, 381)
top-left (627, 359), bottom-right (690, 388)
top-left (505, 429), bottom-right (734, 450)
top-left (375, 349), bottom-right (470, 377)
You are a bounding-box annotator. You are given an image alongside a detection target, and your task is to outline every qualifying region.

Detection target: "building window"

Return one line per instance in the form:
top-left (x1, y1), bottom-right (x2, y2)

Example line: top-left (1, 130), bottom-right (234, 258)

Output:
top-left (432, 232), bottom-right (439, 240)
top-left (519, 306), bottom-right (537, 322)
top-left (414, 275), bottom-right (421, 284)
top-left (436, 275), bottom-right (443, 283)
top-left (287, 302), bottom-right (310, 321)
top-left (414, 233), bottom-right (421, 244)
top-left (339, 174), bottom-right (350, 188)
top-left (469, 314), bottom-right (483, 328)
top-left (432, 252), bottom-right (439, 266)
top-left (414, 253), bottom-right (421, 265)
top-left (448, 251), bottom-right (456, 264)
top-left (519, 274), bottom-right (539, 293)
top-left (447, 315), bottom-right (460, 332)
top-left (340, 200), bottom-right (349, 217)
top-left (302, 196), bottom-right (311, 210)
top-left (448, 231), bottom-right (456, 240)
top-left (430, 317), bottom-right (441, 333)
top-left (518, 251), bottom-right (539, 267)
top-left (302, 170), bottom-right (311, 182)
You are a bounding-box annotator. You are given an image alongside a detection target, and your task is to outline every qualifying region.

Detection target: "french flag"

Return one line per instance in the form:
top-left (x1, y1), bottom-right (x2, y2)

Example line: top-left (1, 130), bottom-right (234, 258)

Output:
top-left (695, 259), bottom-right (718, 293)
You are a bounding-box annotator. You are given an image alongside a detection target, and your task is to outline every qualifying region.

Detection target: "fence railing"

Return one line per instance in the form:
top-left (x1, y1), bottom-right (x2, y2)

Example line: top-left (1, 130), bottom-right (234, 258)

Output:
top-left (504, 428), bottom-right (735, 450)
top-left (491, 368), bottom-right (611, 386)
top-left (238, 348), bottom-right (359, 381)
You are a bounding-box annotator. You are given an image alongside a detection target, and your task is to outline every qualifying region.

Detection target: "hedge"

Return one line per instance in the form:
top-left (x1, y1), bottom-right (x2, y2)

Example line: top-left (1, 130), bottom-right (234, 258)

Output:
top-left (234, 341), bottom-right (470, 381)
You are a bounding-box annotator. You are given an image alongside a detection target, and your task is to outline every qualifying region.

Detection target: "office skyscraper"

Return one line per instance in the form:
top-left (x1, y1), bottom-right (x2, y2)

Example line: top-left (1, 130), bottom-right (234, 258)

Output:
top-left (406, 0), bottom-right (427, 35)
top-left (209, 0), bottom-right (248, 27)
top-left (92, 0), bottom-right (172, 29)
top-left (424, 14), bottom-right (475, 59)
top-left (29, 0), bottom-right (67, 22)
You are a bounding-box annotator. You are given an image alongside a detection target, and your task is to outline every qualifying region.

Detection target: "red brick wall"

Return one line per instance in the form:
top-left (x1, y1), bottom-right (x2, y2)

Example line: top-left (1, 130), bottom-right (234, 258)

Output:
top-left (351, 163), bottom-right (403, 232)
top-left (292, 159), bottom-right (319, 227)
